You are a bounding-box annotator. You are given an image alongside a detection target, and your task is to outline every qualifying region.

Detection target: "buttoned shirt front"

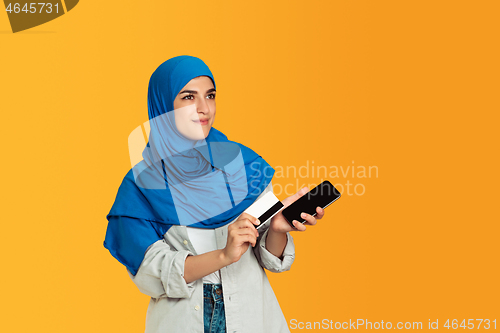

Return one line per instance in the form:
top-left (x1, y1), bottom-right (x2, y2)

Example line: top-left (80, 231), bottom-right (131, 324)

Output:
top-left (127, 184), bottom-right (295, 333)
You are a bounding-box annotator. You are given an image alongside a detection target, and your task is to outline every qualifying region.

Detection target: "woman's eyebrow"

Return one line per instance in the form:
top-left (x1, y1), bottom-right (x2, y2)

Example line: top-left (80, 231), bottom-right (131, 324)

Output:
top-left (179, 88), bottom-right (216, 94)
top-left (179, 89), bottom-right (197, 94)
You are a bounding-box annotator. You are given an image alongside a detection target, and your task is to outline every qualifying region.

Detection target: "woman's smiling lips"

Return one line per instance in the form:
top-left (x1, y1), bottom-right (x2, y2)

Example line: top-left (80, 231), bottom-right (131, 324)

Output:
top-left (192, 118), bottom-right (209, 125)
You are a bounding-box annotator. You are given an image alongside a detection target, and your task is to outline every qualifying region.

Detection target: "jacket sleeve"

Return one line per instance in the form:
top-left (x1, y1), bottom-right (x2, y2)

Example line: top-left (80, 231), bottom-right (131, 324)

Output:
top-left (252, 182), bottom-right (296, 273)
top-left (127, 238), bottom-right (196, 299)
top-left (253, 224), bottom-right (295, 273)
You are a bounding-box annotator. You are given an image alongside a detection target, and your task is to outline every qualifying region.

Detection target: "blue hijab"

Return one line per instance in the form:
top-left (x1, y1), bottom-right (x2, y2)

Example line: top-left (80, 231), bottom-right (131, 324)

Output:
top-left (104, 56), bottom-right (274, 276)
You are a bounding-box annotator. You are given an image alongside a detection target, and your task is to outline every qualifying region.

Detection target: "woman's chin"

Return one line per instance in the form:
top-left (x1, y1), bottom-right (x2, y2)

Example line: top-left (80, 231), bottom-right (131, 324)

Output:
top-left (181, 130), bottom-right (210, 141)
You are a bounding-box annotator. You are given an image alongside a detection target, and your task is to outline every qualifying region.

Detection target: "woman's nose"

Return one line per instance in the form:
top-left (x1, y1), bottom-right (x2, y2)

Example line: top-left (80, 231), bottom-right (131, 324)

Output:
top-left (196, 97), bottom-right (210, 114)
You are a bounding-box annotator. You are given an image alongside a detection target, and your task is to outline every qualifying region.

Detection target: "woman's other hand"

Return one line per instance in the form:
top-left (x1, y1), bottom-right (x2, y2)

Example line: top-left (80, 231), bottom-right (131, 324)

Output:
top-left (270, 187), bottom-right (325, 234)
top-left (184, 213), bottom-right (258, 282)
top-left (222, 212), bottom-right (260, 264)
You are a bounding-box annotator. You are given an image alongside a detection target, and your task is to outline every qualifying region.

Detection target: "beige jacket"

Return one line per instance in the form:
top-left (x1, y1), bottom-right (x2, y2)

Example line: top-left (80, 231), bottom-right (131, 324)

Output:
top-left (127, 183), bottom-right (295, 333)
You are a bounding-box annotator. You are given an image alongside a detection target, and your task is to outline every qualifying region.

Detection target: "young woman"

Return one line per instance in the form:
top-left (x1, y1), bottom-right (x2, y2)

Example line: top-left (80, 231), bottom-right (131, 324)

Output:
top-left (104, 55), bottom-right (325, 333)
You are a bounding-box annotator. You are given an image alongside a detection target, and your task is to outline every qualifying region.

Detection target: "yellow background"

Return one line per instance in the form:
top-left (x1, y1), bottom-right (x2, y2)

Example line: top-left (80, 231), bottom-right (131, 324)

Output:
top-left (1, 0), bottom-right (498, 331)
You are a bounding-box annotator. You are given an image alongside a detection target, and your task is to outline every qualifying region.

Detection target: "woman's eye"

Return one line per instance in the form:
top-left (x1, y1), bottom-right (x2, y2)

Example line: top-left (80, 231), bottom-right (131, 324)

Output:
top-left (207, 93), bottom-right (216, 99)
top-left (182, 95), bottom-right (194, 100)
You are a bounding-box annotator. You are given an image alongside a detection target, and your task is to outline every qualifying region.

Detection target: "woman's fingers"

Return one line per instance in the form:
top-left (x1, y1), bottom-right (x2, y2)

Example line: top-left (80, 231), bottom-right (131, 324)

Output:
top-left (292, 220), bottom-right (307, 231)
top-left (236, 218), bottom-right (260, 229)
top-left (236, 230), bottom-right (257, 247)
top-left (229, 224), bottom-right (258, 246)
top-left (237, 218), bottom-right (259, 237)
top-left (315, 206), bottom-right (325, 220)
top-left (300, 212), bottom-right (317, 226)
top-left (239, 212), bottom-right (260, 226)
top-left (280, 186), bottom-right (309, 208)
top-left (229, 216), bottom-right (260, 237)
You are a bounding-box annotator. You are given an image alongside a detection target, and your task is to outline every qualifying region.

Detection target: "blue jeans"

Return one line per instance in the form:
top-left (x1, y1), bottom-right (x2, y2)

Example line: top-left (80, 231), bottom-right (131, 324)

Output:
top-left (203, 283), bottom-right (226, 333)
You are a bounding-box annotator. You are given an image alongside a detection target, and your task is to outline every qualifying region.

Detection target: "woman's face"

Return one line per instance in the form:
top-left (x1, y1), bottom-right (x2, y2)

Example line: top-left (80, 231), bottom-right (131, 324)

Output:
top-left (173, 76), bottom-right (216, 140)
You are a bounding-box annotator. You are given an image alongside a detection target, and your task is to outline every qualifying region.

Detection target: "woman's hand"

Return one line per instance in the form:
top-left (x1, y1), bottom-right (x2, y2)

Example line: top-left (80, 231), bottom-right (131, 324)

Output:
top-left (270, 187), bottom-right (325, 234)
top-left (222, 212), bottom-right (260, 264)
